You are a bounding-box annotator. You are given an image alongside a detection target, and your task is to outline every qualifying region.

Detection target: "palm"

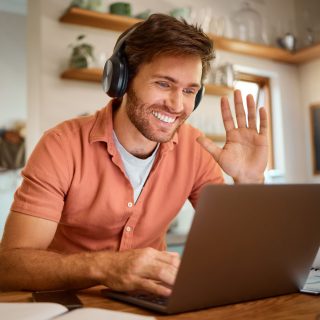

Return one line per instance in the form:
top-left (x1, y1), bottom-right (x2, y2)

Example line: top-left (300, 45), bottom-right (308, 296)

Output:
top-left (198, 90), bottom-right (268, 183)
top-left (218, 127), bottom-right (268, 182)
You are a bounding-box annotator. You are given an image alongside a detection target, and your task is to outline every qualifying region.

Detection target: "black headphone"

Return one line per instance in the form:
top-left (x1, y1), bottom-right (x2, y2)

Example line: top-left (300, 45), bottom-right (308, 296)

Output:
top-left (102, 27), bottom-right (204, 110)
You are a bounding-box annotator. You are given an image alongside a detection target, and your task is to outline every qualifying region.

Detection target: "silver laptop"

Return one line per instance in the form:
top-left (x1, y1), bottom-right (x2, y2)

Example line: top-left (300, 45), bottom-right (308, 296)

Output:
top-left (101, 184), bottom-right (320, 314)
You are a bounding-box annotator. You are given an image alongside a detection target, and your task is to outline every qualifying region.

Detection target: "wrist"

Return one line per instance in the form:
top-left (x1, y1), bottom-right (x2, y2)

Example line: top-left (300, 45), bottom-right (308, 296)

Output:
top-left (87, 251), bottom-right (111, 284)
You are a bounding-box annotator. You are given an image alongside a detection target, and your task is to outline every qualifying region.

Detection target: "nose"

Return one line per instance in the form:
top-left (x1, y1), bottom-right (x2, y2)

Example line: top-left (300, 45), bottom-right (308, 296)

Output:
top-left (166, 89), bottom-right (184, 113)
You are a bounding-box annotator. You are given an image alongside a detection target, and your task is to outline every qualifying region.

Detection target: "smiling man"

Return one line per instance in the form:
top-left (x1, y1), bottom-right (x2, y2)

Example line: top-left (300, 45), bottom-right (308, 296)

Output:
top-left (0, 14), bottom-right (268, 296)
top-left (115, 54), bottom-right (202, 155)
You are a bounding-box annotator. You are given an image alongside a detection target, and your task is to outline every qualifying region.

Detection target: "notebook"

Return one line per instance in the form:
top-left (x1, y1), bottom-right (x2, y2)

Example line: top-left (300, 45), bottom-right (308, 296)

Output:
top-left (0, 303), bottom-right (155, 320)
top-left (101, 184), bottom-right (320, 314)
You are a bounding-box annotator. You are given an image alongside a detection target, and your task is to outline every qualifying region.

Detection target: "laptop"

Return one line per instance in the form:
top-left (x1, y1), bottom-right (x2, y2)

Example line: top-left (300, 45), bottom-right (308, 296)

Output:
top-left (101, 184), bottom-right (320, 314)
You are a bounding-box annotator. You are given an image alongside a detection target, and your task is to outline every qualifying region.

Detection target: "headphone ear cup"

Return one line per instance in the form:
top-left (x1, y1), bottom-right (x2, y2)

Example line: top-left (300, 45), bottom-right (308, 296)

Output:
top-left (102, 58), bottom-right (113, 95)
top-left (102, 55), bottom-right (129, 98)
top-left (117, 57), bottom-right (128, 97)
top-left (194, 86), bottom-right (204, 110)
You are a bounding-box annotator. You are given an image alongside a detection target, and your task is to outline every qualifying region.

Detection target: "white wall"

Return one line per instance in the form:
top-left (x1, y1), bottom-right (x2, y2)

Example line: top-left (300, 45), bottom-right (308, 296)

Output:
top-left (0, 171), bottom-right (22, 237)
top-left (27, 0), bottom-right (110, 153)
top-left (0, 11), bottom-right (27, 128)
top-left (294, 0), bottom-right (320, 48)
top-left (0, 9), bottom-right (27, 238)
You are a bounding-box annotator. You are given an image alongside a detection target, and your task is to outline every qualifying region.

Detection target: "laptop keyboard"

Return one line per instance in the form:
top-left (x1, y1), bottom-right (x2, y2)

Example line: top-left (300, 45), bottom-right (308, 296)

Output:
top-left (128, 292), bottom-right (169, 306)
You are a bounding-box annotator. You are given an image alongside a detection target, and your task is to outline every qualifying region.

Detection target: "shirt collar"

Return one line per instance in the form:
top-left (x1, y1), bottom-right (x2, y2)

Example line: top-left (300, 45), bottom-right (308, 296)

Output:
top-left (89, 100), bottom-right (179, 152)
top-left (89, 100), bottom-right (114, 145)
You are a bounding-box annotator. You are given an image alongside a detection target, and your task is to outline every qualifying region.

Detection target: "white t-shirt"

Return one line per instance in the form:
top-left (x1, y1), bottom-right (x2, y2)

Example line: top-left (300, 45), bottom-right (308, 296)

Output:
top-left (113, 131), bottom-right (159, 203)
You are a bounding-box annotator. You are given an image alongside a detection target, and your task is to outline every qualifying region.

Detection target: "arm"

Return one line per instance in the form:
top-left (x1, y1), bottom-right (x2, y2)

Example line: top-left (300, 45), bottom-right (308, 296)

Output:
top-left (0, 211), bottom-right (180, 295)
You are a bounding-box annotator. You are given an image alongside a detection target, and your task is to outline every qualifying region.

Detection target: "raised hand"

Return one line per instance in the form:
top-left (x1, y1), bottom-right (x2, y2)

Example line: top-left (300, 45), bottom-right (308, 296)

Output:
top-left (197, 90), bottom-right (268, 183)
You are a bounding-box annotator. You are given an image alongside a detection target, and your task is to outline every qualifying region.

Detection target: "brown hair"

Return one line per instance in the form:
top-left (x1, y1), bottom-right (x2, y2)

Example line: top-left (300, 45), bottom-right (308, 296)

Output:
top-left (117, 13), bottom-right (215, 83)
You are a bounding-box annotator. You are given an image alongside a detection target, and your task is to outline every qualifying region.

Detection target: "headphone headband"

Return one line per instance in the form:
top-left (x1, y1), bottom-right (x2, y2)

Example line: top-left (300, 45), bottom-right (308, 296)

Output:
top-left (113, 26), bottom-right (138, 55)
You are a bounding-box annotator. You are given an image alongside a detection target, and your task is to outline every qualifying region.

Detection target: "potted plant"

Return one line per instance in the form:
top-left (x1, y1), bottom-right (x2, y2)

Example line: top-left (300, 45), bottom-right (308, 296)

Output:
top-left (68, 34), bottom-right (95, 69)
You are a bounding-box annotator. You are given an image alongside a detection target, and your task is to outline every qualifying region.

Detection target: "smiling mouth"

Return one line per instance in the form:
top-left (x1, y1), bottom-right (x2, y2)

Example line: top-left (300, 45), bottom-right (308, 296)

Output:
top-left (152, 111), bottom-right (176, 124)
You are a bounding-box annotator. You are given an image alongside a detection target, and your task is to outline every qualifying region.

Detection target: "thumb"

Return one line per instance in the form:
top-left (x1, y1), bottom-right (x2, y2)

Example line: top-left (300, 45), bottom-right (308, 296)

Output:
top-left (196, 136), bottom-right (222, 163)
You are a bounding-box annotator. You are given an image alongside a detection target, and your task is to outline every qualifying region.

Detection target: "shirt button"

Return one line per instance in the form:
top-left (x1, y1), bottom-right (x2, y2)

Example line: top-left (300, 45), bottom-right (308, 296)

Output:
top-left (127, 202), bottom-right (133, 208)
top-left (125, 226), bottom-right (132, 232)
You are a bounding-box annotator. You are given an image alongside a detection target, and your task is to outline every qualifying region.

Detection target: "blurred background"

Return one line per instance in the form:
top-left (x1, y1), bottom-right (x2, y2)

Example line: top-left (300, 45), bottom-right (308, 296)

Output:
top-left (0, 0), bottom-right (320, 254)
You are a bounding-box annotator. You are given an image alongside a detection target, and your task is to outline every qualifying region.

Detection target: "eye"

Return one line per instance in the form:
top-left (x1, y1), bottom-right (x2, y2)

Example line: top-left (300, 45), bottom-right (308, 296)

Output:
top-left (156, 81), bottom-right (170, 88)
top-left (183, 88), bottom-right (196, 95)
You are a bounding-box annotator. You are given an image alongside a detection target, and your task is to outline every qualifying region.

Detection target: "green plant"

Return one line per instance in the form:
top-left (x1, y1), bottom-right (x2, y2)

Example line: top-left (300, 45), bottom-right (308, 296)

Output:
top-left (68, 35), bottom-right (95, 69)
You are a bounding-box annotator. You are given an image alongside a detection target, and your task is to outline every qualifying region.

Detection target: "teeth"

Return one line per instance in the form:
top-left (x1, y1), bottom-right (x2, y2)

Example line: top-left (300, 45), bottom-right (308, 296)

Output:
top-left (152, 111), bottom-right (175, 123)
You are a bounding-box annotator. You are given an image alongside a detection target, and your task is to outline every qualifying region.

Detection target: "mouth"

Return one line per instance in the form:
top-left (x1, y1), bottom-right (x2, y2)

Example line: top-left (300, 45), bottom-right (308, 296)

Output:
top-left (152, 111), bottom-right (176, 124)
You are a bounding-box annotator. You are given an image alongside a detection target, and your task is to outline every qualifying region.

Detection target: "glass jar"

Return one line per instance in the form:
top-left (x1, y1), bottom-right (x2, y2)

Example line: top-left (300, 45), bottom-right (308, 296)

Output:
top-left (231, 1), bottom-right (263, 43)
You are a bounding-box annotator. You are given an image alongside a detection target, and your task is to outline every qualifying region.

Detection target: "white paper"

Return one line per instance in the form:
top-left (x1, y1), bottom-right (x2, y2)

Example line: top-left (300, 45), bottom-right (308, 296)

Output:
top-left (312, 247), bottom-right (320, 268)
top-left (55, 307), bottom-right (156, 320)
top-left (0, 302), bottom-right (68, 320)
top-left (302, 269), bottom-right (320, 293)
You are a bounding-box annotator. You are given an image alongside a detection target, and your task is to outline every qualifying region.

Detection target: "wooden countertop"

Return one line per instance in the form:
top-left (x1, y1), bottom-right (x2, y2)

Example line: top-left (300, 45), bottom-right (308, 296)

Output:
top-left (1, 286), bottom-right (320, 319)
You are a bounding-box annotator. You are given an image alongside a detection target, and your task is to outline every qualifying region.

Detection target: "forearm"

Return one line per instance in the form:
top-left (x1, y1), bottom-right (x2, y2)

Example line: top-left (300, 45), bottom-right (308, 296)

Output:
top-left (0, 248), bottom-right (104, 291)
top-left (0, 246), bottom-right (180, 296)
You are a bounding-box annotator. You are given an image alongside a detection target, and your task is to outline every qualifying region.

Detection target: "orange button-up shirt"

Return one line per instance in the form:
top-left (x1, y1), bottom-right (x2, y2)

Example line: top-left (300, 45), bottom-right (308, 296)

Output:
top-left (11, 101), bottom-right (224, 253)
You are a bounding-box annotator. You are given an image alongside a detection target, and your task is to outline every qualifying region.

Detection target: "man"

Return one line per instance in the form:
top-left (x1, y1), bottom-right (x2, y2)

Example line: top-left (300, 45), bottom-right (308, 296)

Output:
top-left (0, 14), bottom-right (267, 296)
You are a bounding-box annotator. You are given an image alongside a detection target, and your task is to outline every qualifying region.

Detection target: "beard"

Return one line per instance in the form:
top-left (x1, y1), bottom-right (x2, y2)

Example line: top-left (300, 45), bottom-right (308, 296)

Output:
top-left (125, 87), bottom-right (188, 143)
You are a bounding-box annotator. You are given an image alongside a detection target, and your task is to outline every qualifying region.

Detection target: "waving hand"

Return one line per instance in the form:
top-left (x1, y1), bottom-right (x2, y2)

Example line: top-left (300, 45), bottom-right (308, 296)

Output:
top-left (197, 90), bottom-right (268, 183)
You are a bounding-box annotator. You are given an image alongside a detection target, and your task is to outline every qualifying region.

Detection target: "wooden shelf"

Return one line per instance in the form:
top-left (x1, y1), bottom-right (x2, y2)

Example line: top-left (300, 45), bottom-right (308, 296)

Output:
top-left (210, 35), bottom-right (294, 64)
top-left (59, 6), bottom-right (142, 32)
top-left (211, 34), bottom-right (320, 64)
top-left (61, 67), bottom-right (102, 82)
top-left (291, 43), bottom-right (320, 64)
top-left (59, 7), bottom-right (320, 64)
top-left (205, 83), bottom-right (233, 96)
top-left (60, 68), bottom-right (233, 96)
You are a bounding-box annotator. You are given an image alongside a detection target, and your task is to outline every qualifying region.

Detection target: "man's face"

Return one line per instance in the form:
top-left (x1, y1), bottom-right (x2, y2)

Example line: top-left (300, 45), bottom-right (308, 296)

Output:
top-left (125, 54), bottom-right (202, 143)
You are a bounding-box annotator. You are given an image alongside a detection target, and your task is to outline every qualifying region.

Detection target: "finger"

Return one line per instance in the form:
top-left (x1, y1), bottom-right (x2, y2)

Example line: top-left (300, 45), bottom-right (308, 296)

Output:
top-left (246, 94), bottom-right (257, 129)
top-left (154, 264), bottom-right (179, 286)
top-left (259, 107), bottom-right (268, 136)
top-left (234, 90), bottom-right (247, 128)
top-left (138, 278), bottom-right (172, 297)
top-left (131, 252), bottom-right (178, 288)
top-left (166, 251), bottom-right (181, 265)
top-left (221, 96), bottom-right (235, 132)
top-left (158, 251), bottom-right (180, 268)
top-left (142, 259), bottom-right (178, 287)
top-left (196, 136), bottom-right (222, 164)
top-left (167, 251), bottom-right (180, 257)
